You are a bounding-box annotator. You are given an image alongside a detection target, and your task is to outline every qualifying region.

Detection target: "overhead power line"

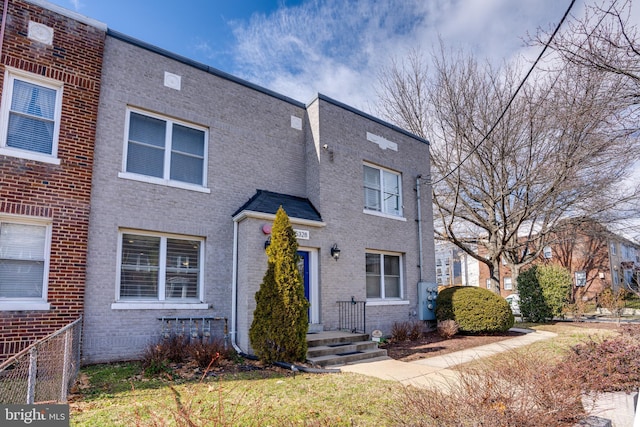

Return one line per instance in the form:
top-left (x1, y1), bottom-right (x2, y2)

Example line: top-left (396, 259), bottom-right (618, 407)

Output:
top-left (432, 0), bottom-right (577, 185)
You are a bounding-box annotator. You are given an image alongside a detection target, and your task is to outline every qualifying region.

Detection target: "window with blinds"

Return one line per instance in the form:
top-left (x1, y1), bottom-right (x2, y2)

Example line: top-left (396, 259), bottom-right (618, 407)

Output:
top-left (0, 70), bottom-right (62, 158)
top-left (119, 232), bottom-right (202, 301)
top-left (125, 110), bottom-right (206, 186)
top-left (363, 164), bottom-right (402, 217)
top-left (0, 220), bottom-right (50, 299)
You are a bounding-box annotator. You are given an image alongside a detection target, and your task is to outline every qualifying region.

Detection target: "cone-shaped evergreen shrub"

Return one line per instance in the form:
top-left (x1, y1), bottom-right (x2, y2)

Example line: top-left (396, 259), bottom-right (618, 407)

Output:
top-left (249, 206), bottom-right (309, 363)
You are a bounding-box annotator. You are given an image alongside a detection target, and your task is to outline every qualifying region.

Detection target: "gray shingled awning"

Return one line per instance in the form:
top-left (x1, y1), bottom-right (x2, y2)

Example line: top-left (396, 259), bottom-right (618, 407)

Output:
top-left (232, 190), bottom-right (322, 222)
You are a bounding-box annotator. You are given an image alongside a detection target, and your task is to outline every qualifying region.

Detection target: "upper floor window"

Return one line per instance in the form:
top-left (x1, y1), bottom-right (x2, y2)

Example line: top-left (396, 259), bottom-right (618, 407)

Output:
top-left (123, 109), bottom-right (207, 188)
top-left (117, 231), bottom-right (203, 302)
top-left (504, 277), bottom-right (513, 290)
top-left (611, 242), bottom-right (617, 255)
top-left (0, 69), bottom-right (63, 163)
top-left (363, 164), bottom-right (402, 217)
top-left (0, 217), bottom-right (52, 310)
top-left (366, 251), bottom-right (403, 300)
top-left (543, 246), bottom-right (552, 259)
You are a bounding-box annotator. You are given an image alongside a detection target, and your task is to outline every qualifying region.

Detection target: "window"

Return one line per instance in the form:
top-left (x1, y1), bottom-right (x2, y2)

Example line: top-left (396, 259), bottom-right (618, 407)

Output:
top-left (504, 277), bottom-right (513, 290)
top-left (366, 252), bottom-right (402, 299)
top-left (611, 242), bottom-right (617, 255)
top-left (543, 246), bottom-right (552, 259)
top-left (0, 217), bottom-right (51, 310)
top-left (0, 69), bottom-right (63, 162)
top-left (575, 271), bottom-right (587, 287)
top-left (118, 231), bottom-right (203, 302)
top-left (123, 109), bottom-right (207, 187)
top-left (363, 164), bottom-right (402, 217)
top-left (486, 278), bottom-right (491, 290)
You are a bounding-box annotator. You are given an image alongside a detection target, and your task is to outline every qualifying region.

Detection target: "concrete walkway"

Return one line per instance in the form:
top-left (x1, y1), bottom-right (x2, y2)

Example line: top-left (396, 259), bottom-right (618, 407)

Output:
top-left (339, 328), bottom-right (557, 389)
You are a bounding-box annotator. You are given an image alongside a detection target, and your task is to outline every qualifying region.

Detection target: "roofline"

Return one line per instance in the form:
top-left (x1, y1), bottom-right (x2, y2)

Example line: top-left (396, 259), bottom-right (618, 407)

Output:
top-left (26, 0), bottom-right (107, 30)
top-left (232, 210), bottom-right (326, 228)
top-left (309, 93), bottom-right (430, 145)
top-left (107, 29), bottom-right (306, 109)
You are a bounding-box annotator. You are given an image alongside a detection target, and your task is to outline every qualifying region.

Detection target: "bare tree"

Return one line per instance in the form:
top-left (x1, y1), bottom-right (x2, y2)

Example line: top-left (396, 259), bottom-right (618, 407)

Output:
top-left (376, 46), bottom-right (640, 294)
top-left (535, 0), bottom-right (640, 102)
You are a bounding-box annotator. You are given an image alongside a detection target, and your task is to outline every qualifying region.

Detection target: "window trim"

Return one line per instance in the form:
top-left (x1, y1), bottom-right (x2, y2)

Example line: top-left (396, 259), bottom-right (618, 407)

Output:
top-left (120, 107), bottom-right (210, 192)
top-left (0, 214), bottom-right (52, 311)
top-left (113, 229), bottom-right (207, 309)
top-left (365, 250), bottom-right (405, 302)
top-left (363, 162), bottom-right (404, 219)
top-left (0, 67), bottom-right (63, 165)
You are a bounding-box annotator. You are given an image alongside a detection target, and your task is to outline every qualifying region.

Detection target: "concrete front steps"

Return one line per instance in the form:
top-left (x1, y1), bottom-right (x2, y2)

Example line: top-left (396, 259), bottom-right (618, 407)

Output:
top-left (306, 331), bottom-right (388, 367)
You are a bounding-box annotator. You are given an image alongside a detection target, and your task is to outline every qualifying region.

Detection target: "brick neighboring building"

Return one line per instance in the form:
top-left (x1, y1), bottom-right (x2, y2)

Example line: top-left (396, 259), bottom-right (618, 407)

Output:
top-left (477, 220), bottom-right (640, 301)
top-left (0, 0), bottom-right (105, 359)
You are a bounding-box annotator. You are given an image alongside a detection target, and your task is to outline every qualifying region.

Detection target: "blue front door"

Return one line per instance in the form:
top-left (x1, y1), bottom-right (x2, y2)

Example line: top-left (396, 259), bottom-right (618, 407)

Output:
top-left (297, 251), bottom-right (310, 302)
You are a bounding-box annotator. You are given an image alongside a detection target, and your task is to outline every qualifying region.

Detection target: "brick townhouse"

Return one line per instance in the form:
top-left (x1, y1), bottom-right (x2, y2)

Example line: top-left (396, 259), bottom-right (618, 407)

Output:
top-left (0, 0), bottom-right (105, 359)
top-left (80, 29), bottom-right (436, 363)
top-left (0, 0), bottom-right (436, 364)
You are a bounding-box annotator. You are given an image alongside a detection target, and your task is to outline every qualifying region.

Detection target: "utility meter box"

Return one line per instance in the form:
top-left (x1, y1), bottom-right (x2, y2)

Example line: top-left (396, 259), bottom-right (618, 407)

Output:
top-left (418, 281), bottom-right (438, 321)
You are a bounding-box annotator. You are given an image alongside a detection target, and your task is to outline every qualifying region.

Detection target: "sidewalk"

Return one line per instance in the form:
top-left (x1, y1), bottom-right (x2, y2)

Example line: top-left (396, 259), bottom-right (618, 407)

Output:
top-left (339, 328), bottom-right (556, 389)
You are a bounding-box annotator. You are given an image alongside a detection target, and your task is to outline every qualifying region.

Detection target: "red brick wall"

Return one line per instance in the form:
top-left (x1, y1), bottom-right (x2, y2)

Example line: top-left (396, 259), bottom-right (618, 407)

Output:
top-left (0, 0), bottom-right (104, 357)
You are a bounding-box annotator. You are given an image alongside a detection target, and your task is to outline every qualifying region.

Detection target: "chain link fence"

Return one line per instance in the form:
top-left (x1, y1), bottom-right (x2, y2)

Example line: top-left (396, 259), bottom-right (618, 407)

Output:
top-left (0, 317), bottom-right (82, 404)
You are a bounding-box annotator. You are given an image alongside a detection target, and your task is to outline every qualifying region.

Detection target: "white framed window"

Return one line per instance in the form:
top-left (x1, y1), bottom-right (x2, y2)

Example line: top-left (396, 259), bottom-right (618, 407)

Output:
top-left (366, 251), bottom-right (403, 300)
top-left (0, 216), bottom-right (52, 310)
top-left (363, 163), bottom-right (403, 217)
top-left (121, 108), bottom-right (208, 190)
top-left (611, 242), bottom-right (617, 255)
top-left (504, 277), bottom-right (513, 290)
top-left (115, 230), bottom-right (205, 307)
top-left (543, 246), bottom-right (552, 259)
top-left (486, 278), bottom-right (491, 290)
top-left (0, 68), bottom-right (63, 164)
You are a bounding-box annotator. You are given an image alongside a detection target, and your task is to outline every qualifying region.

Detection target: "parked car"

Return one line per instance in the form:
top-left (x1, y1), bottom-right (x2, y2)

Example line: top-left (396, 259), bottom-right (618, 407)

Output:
top-left (505, 294), bottom-right (521, 316)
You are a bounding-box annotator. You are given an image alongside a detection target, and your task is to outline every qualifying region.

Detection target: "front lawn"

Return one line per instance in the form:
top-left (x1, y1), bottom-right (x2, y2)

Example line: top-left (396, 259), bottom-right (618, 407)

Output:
top-left (70, 321), bottom-right (636, 426)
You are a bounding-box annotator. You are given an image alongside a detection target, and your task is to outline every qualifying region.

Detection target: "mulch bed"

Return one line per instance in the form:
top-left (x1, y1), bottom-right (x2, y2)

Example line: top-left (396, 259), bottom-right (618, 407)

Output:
top-left (379, 330), bottom-right (525, 362)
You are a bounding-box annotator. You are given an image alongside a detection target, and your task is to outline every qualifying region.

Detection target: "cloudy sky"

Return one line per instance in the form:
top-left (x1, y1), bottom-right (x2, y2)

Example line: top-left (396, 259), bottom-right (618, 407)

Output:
top-left (47, 0), bottom-right (585, 109)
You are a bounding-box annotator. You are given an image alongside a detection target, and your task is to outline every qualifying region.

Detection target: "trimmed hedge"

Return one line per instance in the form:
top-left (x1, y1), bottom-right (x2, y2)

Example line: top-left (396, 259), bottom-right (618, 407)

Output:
top-left (436, 286), bottom-right (514, 333)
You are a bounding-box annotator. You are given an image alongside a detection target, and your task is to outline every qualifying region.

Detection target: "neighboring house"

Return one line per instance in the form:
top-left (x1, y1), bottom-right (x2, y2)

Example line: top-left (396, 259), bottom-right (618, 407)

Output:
top-left (476, 219), bottom-right (640, 301)
top-left (0, 0), bottom-right (105, 360)
top-left (434, 241), bottom-right (479, 287)
top-left (81, 30), bottom-right (435, 363)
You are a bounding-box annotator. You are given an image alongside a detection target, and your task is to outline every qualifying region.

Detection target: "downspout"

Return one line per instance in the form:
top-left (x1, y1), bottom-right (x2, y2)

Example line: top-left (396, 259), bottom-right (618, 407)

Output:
top-left (0, 0), bottom-right (9, 62)
top-left (416, 175), bottom-right (424, 282)
top-left (231, 219), bottom-right (243, 354)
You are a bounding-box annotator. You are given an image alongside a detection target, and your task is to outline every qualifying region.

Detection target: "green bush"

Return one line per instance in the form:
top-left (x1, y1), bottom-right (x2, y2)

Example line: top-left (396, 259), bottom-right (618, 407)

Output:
top-left (249, 206), bottom-right (309, 363)
top-left (518, 265), bottom-right (571, 322)
top-left (435, 286), bottom-right (514, 333)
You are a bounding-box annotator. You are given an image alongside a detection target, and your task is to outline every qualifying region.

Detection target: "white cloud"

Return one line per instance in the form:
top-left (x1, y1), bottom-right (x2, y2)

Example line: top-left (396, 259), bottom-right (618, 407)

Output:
top-left (226, 0), bottom-right (581, 110)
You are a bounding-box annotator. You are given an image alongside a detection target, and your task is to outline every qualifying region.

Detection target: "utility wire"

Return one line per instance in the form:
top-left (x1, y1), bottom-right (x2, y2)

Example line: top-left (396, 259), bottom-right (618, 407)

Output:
top-left (432, 0), bottom-right (577, 185)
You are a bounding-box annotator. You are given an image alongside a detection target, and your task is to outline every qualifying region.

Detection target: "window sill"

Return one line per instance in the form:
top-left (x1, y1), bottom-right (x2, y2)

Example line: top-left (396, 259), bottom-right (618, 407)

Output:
top-left (366, 299), bottom-right (410, 306)
top-left (0, 147), bottom-right (60, 165)
top-left (118, 172), bottom-right (211, 193)
top-left (0, 301), bottom-right (51, 311)
top-left (111, 302), bottom-right (209, 310)
top-left (363, 209), bottom-right (406, 221)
